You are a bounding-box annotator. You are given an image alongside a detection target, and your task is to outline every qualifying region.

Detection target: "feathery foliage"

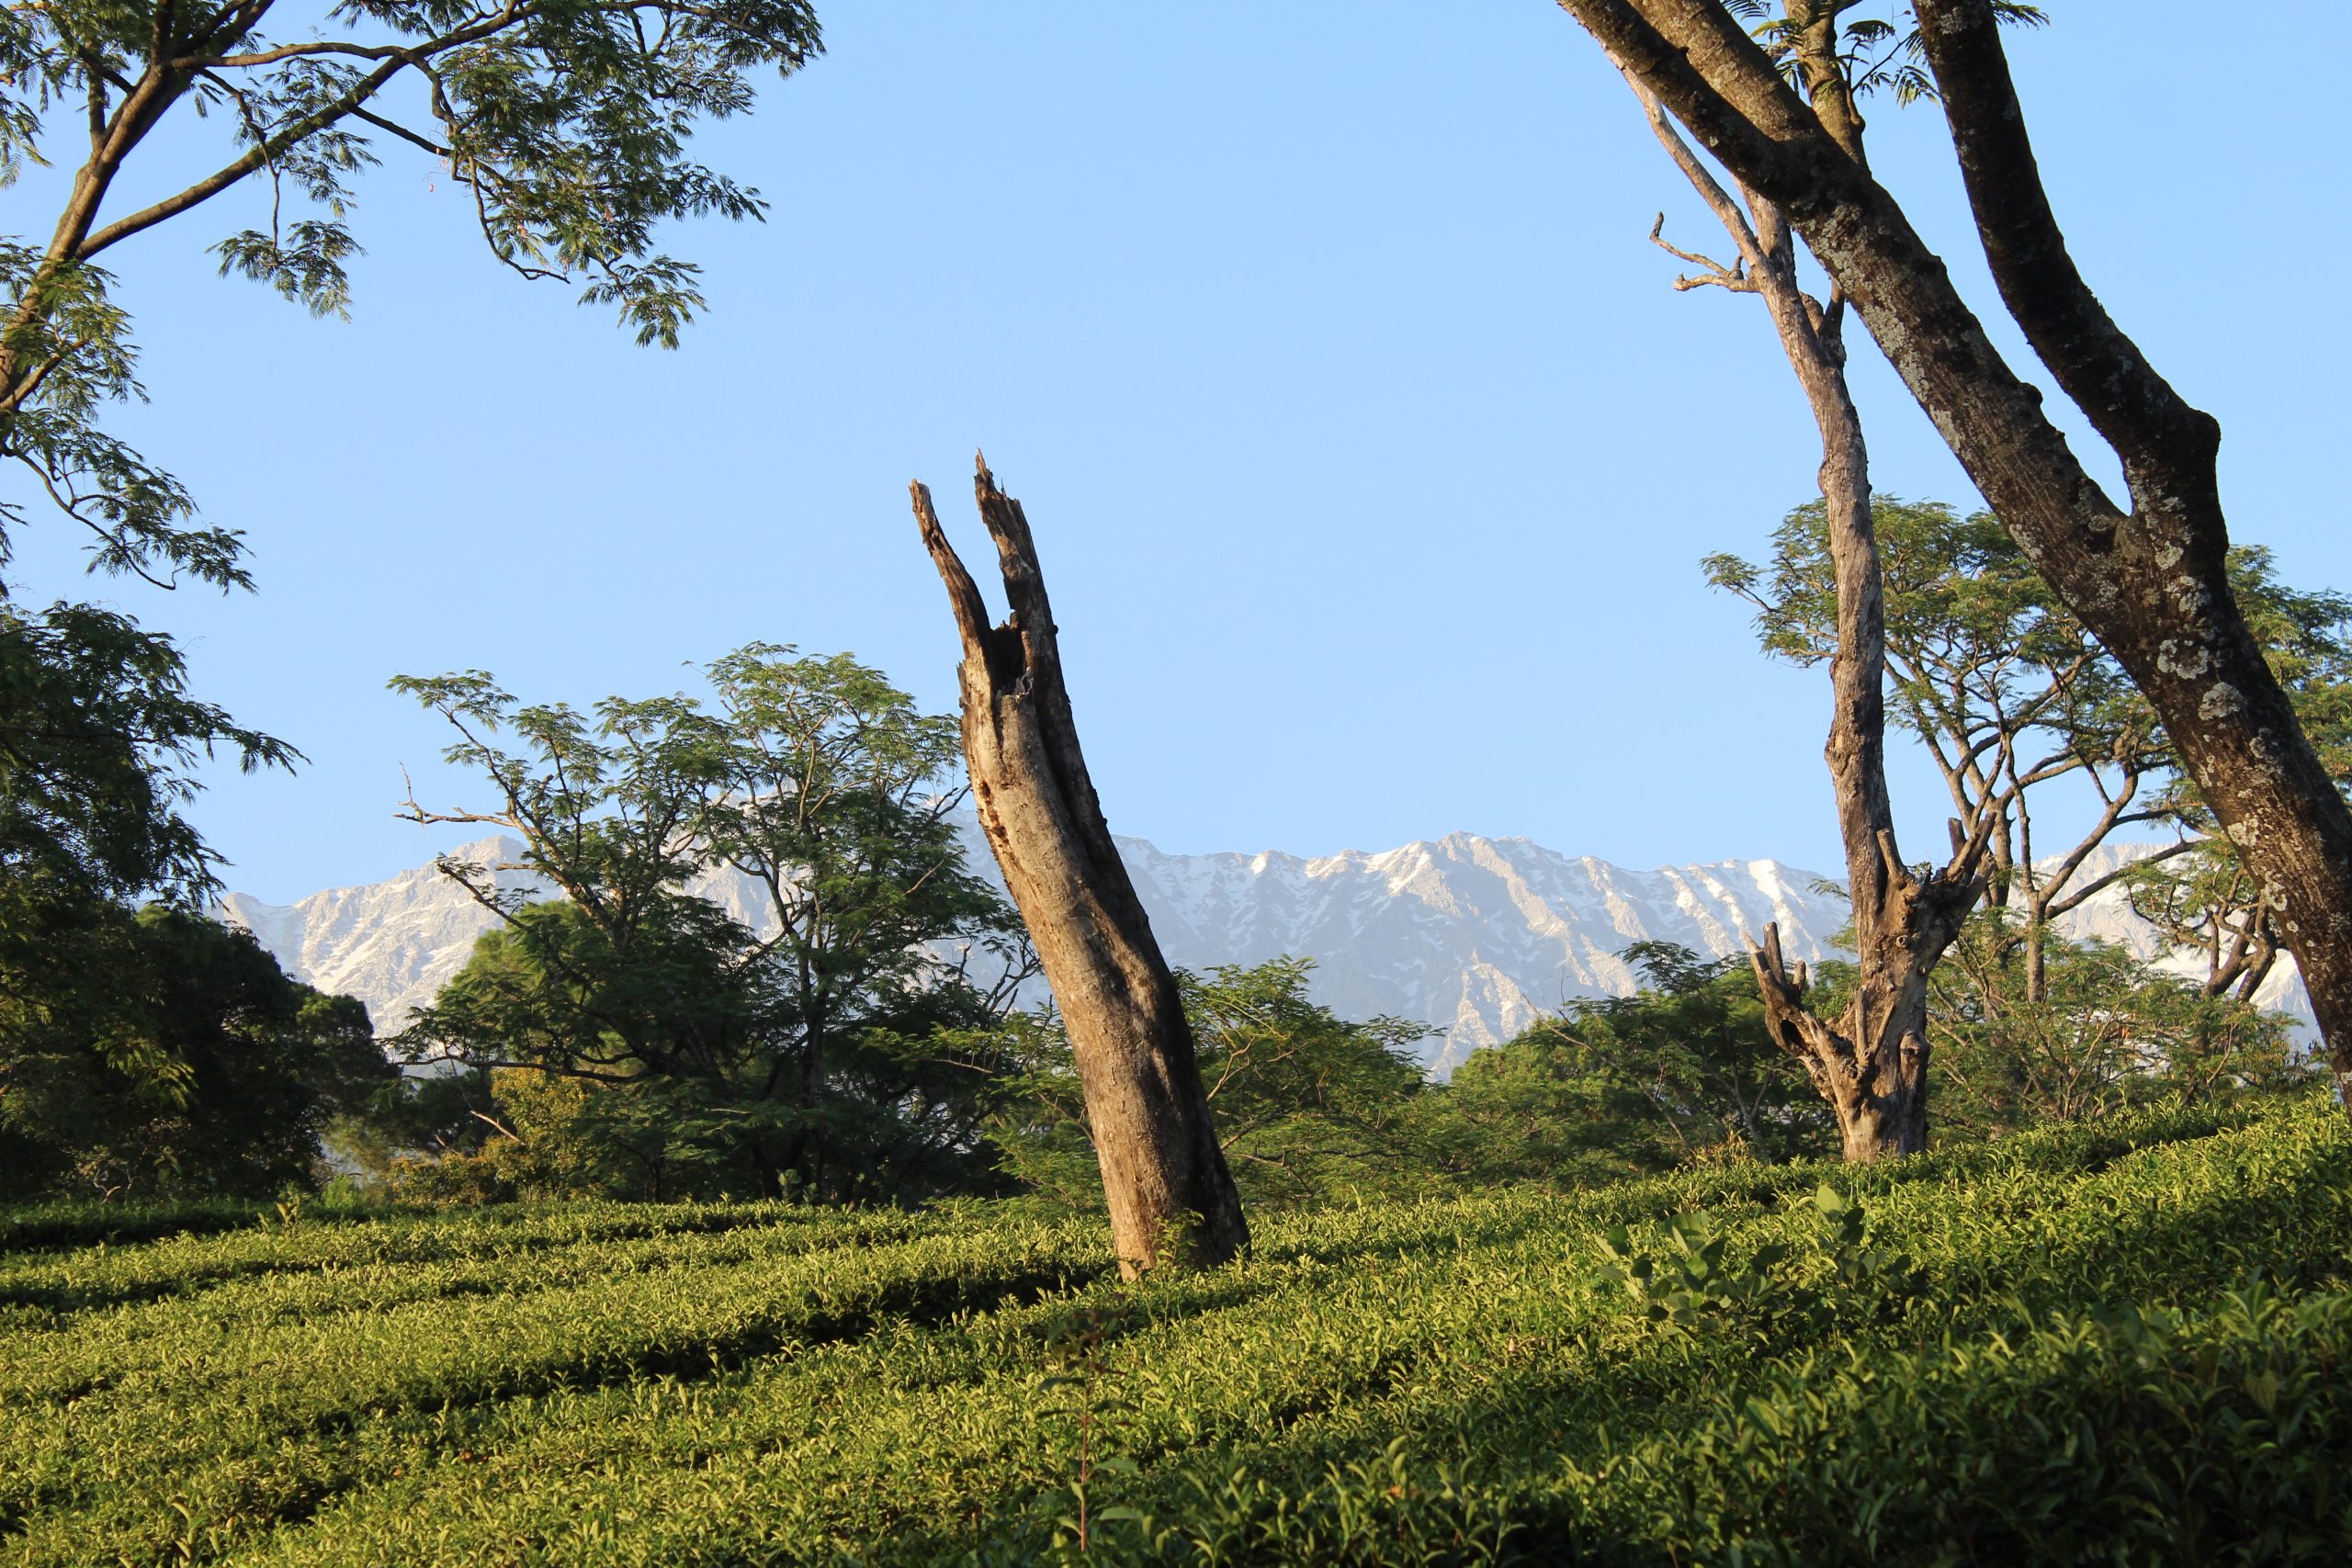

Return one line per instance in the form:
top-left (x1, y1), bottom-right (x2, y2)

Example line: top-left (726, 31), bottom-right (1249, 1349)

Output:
top-left (384, 646), bottom-right (1030, 1203)
top-left (0, 1), bottom-right (824, 933)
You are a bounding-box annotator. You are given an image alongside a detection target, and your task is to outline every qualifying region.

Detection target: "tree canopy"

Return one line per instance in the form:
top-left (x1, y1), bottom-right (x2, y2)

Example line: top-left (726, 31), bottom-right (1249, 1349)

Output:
top-left (0, 1), bottom-right (826, 938)
top-left (1710, 497), bottom-right (2352, 1005)
top-left (0, 903), bottom-right (389, 1200)
top-left (390, 645), bottom-right (1030, 1201)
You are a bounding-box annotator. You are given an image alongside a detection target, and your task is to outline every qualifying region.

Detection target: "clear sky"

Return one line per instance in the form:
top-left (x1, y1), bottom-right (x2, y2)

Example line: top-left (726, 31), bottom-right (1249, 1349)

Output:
top-left (14, 3), bottom-right (2349, 904)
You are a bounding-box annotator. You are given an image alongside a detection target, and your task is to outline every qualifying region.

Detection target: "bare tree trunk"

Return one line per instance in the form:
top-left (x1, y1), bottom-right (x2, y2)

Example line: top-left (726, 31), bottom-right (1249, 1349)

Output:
top-left (1557, 0), bottom-right (2352, 1113)
top-left (1614, 67), bottom-right (1987, 1160)
top-left (1758, 307), bottom-right (1964, 1160)
top-left (2017, 811), bottom-right (2047, 1005)
top-left (911, 457), bottom-right (1248, 1275)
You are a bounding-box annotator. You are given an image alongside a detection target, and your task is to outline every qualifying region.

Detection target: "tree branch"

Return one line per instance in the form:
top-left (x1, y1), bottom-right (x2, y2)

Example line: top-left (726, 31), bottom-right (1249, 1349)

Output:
top-left (1648, 214), bottom-right (1755, 292)
top-left (1911, 0), bottom-right (2219, 488)
top-left (76, 53), bottom-right (414, 259)
top-left (347, 103), bottom-right (450, 159)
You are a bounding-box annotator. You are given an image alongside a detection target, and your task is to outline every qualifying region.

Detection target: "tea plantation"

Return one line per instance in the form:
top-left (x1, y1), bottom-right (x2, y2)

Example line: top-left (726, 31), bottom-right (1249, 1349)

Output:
top-left (4, 1097), bottom-right (2347, 1566)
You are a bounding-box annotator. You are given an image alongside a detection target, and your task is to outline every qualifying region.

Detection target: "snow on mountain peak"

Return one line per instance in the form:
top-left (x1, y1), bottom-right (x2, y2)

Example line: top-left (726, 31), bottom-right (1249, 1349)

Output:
top-left (224, 827), bottom-right (1860, 1075)
top-left (221, 826), bottom-right (2312, 1077)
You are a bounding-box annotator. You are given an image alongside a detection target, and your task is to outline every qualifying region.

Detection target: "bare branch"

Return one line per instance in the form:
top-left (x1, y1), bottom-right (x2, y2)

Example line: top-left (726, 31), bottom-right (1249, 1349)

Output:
top-left (1648, 212), bottom-right (1756, 292)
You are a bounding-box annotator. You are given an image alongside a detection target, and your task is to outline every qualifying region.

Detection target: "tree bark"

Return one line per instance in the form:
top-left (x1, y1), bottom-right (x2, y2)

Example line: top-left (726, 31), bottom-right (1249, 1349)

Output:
top-left (1556, 0), bottom-right (2352, 1113)
top-left (1747, 282), bottom-right (1972, 1159)
top-left (1613, 65), bottom-right (1985, 1160)
top-left (911, 457), bottom-right (1248, 1275)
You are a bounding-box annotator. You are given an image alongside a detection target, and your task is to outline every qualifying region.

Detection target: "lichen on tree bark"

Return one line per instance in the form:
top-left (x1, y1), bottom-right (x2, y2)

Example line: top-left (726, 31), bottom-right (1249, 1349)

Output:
top-left (1560, 0), bottom-right (2352, 1118)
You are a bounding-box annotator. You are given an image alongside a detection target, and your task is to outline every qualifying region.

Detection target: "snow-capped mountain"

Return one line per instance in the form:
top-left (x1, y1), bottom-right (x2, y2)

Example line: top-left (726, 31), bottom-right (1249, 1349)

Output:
top-left (220, 842), bottom-right (552, 1036)
top-left (2008, 842), bottom-right (2313, 1028)
top-left (220, 829), bottom-right (2312, 1076)
top-left (1116, 834), bottom-right (1843, 1073)
top-left (221, 828), bottom-right (1849, 1074)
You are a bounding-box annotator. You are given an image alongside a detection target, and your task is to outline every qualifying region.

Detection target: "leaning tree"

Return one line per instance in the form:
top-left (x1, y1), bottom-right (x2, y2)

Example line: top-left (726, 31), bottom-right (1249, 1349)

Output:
top-left (913, 457), bottom-right (1248, 1275)
top-left (1595, 19), bottom-right (1992, 1157)
top-left (1555, 0), bottom-right (2352, 1111)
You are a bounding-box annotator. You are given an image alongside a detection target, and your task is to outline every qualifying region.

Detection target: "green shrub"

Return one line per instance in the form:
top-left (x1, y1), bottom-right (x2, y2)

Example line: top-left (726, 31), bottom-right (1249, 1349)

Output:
top-left (1, 1095), bottom-right (2343, 1565)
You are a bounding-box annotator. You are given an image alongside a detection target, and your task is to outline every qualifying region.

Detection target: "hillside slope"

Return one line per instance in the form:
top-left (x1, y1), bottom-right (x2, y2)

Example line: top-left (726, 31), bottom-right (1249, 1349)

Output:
top-left (4, 1097), bottom-right (2346, 1564)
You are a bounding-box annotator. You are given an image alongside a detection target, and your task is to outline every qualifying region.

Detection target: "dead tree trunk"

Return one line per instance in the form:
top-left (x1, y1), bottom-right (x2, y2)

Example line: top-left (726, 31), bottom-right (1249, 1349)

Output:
top-left (1558, 0), bottom-right (2352, 1116)
top-left (911, 456), bottom-right (1248, 1274)
top-left (1613, 64), bottom-right (1988, 1159)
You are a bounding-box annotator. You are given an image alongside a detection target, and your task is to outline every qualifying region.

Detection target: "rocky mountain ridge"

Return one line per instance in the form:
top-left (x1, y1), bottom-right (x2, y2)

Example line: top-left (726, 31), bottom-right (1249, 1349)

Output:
top-left (223, 826), bottom-right (1854, 1074)
top-left (220, 829), bottom-right (2311, 1076)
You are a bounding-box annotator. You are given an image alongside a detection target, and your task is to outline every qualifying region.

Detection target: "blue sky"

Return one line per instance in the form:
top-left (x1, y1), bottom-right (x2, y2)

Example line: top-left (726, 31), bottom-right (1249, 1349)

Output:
top-left (13, 3), bottom-right (2349, 904)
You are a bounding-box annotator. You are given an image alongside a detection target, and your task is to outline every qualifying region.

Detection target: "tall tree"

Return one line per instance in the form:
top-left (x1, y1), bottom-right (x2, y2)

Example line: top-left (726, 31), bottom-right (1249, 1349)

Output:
top-left (1600, 25), bottom-right (1988, 1158)
top-left (913, 456), bottom-right (1249, 1274)
top-left (694, 647), bottom-right (1032, 1192)
top-left (1555, 0), bottom-right (2352, 1110)
top-left (1715, 505), bottom-right (2352, 1010)
top-left (391, 646), bottom-right (1021, 1201)
top-left (0, 1), bottom-right (823, 914)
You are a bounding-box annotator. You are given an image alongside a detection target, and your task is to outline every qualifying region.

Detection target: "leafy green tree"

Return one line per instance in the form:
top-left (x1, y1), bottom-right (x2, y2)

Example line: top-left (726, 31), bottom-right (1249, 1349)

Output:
top-left (0, 6), bottom-right (825, 1046)
top-left (3, 2), bottom-right (823, 584)
top-left (695, 646), bottom-right (1032, 1190)
top-left (1408, 1025), bottom-right (1684, 1190)
top-left (1711, 501), bottom-right (2352, 1006)
top-left (990, 959), bottom-right (1432, 1210)
top-left (1928, 915), bottom-right (2312, 1140)
top-left (0, 905), bottom-right (388, 1199)
top-left (391, 646), bottom-right (1027, 1201)
top-left (1431, 942), bottom-right (1836, 1179)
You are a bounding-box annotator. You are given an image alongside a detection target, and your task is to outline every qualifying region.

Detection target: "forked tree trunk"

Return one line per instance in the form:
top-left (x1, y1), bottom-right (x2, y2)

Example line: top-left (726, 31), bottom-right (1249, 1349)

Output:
top-left (1745, 364), bottom-right (1985, 1161)
top-left (1611, 57), bottom-right (1989, 1159)
top-left (1559, 0), bottom-right (2352, 1117)
top-left (911, 457), bottom-right (1248, 1275)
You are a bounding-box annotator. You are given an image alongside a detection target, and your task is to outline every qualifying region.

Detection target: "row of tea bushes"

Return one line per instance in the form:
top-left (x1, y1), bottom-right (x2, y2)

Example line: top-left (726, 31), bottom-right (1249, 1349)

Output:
top-left (2, 1096), bottom-right (2342, 1564)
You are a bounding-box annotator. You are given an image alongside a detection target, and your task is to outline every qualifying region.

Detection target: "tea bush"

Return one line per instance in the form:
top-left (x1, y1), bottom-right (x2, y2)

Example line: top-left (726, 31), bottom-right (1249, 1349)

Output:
top-left (1, 1095), bottom-right (2344, 1565)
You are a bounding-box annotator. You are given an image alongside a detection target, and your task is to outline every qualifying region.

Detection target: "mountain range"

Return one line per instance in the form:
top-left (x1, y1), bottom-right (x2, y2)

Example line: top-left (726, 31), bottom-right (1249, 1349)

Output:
top-left (220, 828), bottom-right (2312, 1076)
